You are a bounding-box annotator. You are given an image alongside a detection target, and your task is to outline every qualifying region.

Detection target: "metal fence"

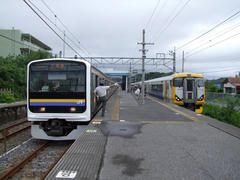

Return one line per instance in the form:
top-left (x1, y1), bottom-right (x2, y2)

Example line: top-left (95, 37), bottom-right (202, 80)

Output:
top-left (0, 88), bottom-right (12, 95)
top-left (205, 92), bottom-right (240, 106)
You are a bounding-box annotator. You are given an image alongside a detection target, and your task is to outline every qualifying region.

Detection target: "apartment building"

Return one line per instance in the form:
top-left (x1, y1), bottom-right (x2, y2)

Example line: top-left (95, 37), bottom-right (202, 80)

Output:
top-left (0, 28), bottom-right (51, 57)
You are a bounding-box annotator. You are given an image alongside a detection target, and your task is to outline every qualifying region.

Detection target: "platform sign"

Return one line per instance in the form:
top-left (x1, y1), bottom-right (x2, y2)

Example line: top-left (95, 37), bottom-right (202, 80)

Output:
top-left (56, 170), bottom-right (77, 178)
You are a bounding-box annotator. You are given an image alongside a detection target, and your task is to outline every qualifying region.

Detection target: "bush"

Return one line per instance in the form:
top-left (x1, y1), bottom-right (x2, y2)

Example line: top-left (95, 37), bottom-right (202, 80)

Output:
top-left (203, 104), bottom-right (224, 121)
top-left (0, 92), bottom-right (15, 103)
top-left (0, 51), bottom-right (51, 101)
top-left (203, 98), bottom-right (240, 128)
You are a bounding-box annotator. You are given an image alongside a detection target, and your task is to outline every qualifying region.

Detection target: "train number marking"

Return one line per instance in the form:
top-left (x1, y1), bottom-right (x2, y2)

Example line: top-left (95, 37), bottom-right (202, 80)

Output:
top-left (56, 170), bottom-right (77, 178)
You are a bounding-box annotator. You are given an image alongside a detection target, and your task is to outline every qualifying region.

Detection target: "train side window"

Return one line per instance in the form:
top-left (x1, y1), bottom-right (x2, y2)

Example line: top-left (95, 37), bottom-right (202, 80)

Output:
top-left (173, 78), bottom-right (183, 87)
top-left (95, 75), bottom-right (98, 87)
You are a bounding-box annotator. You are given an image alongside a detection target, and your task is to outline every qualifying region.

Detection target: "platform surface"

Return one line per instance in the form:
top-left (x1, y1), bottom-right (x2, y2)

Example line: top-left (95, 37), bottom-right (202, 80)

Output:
top-left (46, 89), bottom-right (240, 180)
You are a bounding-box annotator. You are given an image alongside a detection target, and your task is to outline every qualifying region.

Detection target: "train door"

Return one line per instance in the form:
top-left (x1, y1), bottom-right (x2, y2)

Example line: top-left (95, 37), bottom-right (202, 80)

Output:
top-left (90, 73), bottom-right (95, 115)
top-left (183, 78), bottom-right (196, 103)
top-left (164, 81), bottom-right (168, 101)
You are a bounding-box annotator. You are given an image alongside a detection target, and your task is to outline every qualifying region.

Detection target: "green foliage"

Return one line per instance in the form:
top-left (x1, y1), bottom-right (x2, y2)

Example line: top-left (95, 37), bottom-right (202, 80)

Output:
top-left (203, 96), bottom-right (240, 128)
top-left (0, 92), bottom-right (15, 103)
top-left (0, 51), bottom-right (51, 102)
top-left (133, 72), bottom-right (173, 82)
top-left (203, 104), bottom-right (224, 121)
top-left (205, 80), bottom-right (219, 92)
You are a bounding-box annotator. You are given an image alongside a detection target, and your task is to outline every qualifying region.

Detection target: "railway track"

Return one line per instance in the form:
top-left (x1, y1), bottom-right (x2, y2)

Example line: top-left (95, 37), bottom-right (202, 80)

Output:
top-left (0, 119), bottom-right (31, 153)
top-left (0, 141), bottom-right (73, 180)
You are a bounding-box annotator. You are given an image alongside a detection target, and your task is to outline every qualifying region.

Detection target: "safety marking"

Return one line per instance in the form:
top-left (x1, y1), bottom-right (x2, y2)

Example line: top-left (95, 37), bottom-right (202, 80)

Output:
top-left (112, 89), bottom-right (120, 121)
top-left (109, 120), bottom-right (193, 124)
top-left (92, 121), bottom-right (101, 125)
top-left (92, 119), bottom-right (102, 124)
top-left (141, 121), bottom-right (193, 124)
top-left (56, 170), bottom-right (77, 178)
top-left (86, 129), bottom-right (97, 133)
top-left (93, 119), bottom-right (102, 122)
top-left (147, 96), bottom-right (202, 123)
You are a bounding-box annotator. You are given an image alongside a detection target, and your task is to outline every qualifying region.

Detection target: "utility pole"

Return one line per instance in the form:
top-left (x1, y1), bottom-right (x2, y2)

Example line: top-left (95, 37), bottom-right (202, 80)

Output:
top-left (182, 51), bottom-right (185, 72)
top-left (138, 29), bottom-right (154, 104)
top-left (63, 31), bottom-right (66, 57)
top-left (173, 47), bottom-right (176, 73)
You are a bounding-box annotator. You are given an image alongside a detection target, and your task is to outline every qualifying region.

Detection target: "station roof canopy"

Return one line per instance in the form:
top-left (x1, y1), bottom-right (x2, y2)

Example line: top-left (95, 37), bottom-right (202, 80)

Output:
top-left (101, 68), bottom-right (130, 77)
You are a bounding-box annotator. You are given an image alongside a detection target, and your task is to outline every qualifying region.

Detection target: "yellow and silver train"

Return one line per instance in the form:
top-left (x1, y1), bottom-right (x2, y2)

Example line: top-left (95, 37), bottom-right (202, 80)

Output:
top-left (133, 73), bottom-right (205, 113)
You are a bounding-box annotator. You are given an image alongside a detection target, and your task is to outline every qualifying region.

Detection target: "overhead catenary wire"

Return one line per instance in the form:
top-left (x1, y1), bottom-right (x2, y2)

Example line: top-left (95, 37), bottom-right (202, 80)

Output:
top-left (177, 9), bottom-right (240, 50)
top-left (153, 0), bottom-right (192, 43)
top-left (184, 22), bottom-right (240, 54)
top-left (146, 0), bottom-right (169, 40)
top-left (23, 0), bottom-right (85, 59)
top-left (185, 31), bottom-right (240, 58)
top-left (29, 0), bottom-right (93, 59)
top-left (200, 67), bottom-right (240, 74)
top-left (144, 0), bottom-right (161, 29)
top-left (40, 0), bottom-right (92, 57)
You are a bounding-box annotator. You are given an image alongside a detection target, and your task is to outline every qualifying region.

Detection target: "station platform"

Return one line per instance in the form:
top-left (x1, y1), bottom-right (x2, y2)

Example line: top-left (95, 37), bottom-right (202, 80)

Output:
top-left (46, 89), bottom-right (240, 180)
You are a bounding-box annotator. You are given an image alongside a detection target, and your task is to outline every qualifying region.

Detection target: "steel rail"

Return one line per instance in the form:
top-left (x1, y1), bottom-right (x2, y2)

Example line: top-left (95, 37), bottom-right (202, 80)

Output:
top-left (40, 143), bottom-right (73, 180)
top-left (0, 121), bottom-right (31, 141)
top-left (0, 143), bottom-right (48, 180)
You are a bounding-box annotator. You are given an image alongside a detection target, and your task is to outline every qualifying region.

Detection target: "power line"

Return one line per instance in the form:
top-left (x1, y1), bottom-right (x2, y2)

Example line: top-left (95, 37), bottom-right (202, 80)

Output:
top-left (185, 31), bottom-right (240, 57)
top-left (187, 55), bottom-right (240, 61)
top-left (30, 0), bottom-right (90, 57)
top-left (201, 67), bottom-right (240, 74)
top-left (148, 0), bottom-right (182, 43)
top-left (23, 0), bottom-right (84, 58)
top-left (145, 0), bottom-right (161, 29)
top-left (39, 0), bottom-right (101, 63)
top-left (146, 0), bottom-right (169, 40)
top-left (185, 22), bottom-right (240, 54)
top-left (40, 0), bottom-right (91, 56)
top-left (155, 0), bottom-right (191, 40)
top-left (177, 9), bottom-right (240, 50)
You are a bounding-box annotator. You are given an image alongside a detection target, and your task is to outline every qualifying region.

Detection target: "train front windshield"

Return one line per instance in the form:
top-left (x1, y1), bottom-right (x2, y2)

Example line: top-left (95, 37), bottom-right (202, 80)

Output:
top-left (29, 61), bottom-right (86, 113)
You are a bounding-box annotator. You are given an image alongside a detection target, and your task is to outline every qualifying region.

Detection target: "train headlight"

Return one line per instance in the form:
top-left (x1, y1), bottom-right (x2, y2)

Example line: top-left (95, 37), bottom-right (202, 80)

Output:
top-left (198, 95), bottom-right (204, 101)
top-left (175, 95), bottom-right (182, 101)
top-left (70, 107), bottom-right (76, 112)
top-left (40, 107), bottom-right (46, 112)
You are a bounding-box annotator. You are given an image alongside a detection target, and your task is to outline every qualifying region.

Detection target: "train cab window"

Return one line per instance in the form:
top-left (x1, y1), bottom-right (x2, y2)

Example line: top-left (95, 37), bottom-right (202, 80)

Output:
top-left (30, 61), bottom-right (86, 93)
top-left (173, 78), bottom-right (183, 87)
top-left (196, 78), bottom-right (204, 87)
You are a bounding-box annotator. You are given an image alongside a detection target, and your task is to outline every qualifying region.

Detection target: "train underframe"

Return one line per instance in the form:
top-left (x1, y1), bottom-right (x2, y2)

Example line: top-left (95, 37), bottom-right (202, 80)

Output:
top-left (183, 103), bottom-right (203, 113)
top-left (31, 119), bottom-right (90, 140)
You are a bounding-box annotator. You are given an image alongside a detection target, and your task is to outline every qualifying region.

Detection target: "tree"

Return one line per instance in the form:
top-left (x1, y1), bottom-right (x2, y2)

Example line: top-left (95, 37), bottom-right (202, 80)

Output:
top-left (205, 80), bottom-right (218, 92)
top-left (0, 51), bottom-right (51, 102)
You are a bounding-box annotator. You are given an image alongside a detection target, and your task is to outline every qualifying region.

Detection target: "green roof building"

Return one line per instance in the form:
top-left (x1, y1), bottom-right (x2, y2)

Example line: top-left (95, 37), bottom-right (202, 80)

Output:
top-left (0, 29), bottom-right (52, 57)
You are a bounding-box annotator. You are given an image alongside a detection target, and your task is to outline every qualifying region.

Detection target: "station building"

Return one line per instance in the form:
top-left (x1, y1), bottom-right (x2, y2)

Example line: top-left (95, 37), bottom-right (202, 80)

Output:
top-left (0, 28), bottom-right (51, 57)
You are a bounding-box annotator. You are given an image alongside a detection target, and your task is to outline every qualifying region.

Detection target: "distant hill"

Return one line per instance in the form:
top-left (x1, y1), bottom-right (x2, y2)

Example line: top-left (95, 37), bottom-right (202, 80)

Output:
top-left (132, 72), bottom-right (173, 82)
top-left (209, 78), bottom-right (225, 85)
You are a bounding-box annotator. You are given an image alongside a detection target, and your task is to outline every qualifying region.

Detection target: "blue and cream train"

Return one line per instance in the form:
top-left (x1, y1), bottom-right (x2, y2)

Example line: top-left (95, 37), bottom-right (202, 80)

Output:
top-left (133, 73), bottom-right (205, 113)
top-left (27, 58), bottom-right (115, 140)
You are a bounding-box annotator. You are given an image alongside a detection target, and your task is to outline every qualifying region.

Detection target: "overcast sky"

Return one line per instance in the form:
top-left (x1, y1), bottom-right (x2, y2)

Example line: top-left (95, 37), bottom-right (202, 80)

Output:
top-left (1, 0), bottom-right (240, 79)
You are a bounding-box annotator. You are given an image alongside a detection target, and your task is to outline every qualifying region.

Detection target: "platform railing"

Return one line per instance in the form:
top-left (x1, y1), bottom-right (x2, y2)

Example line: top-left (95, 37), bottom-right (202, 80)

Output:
top-left (205, 92), bottom-right (240, 106)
